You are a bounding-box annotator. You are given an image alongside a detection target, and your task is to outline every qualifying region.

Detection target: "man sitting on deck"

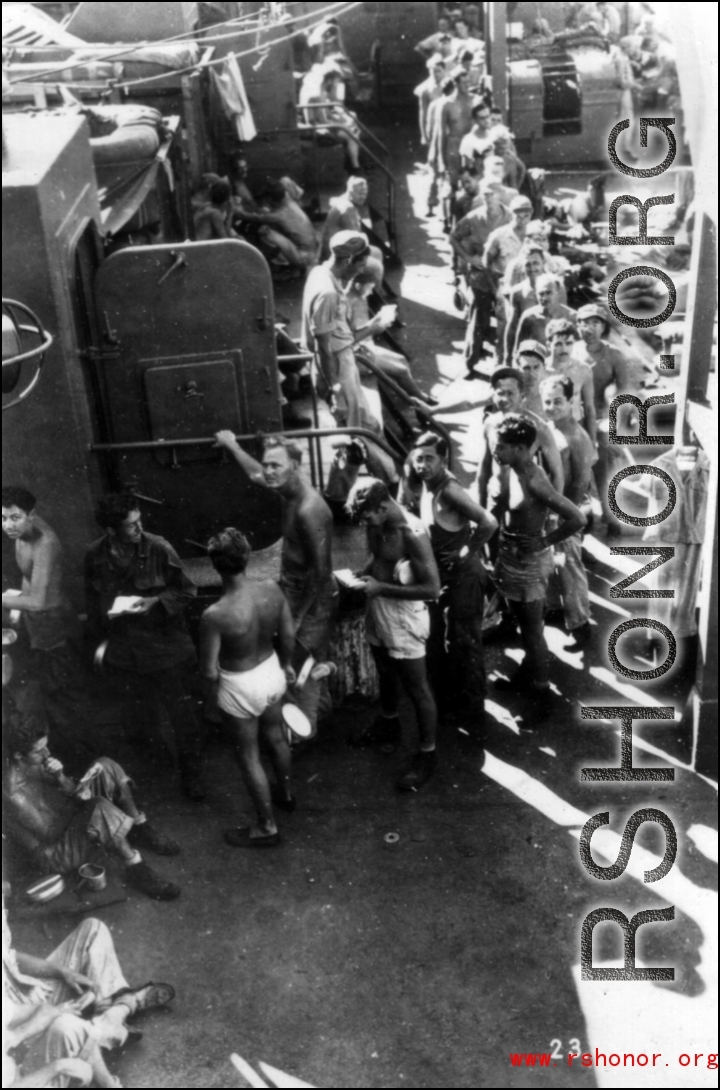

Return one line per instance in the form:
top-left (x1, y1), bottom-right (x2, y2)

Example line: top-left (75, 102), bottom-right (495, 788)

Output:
top-left (346, 480), bottom-right (441, 792)
top-left (233, 179), bottom-right (319, 279)
top-left (200, 529), bottom-right (296, 849)
top-left (2, 714), bottom-right (181, 901)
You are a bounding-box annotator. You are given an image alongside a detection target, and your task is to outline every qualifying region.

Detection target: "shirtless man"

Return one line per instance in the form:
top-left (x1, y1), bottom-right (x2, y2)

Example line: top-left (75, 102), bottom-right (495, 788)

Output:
top-left (200, 529), bottom-right (296, 847)
top-left (345, 480), bottom-right (441, 791)
top-left (2, 488), bottom-right (74, 655)
top-left (3, 713), bottom-right (181, 900)
top-left (411, 434), bottom-right (497, 730)
top-left (439, 67), bottom-right (475, 230)
top-left (573, 303), bottom-right (643, 532)
top-left (492, 415), bottom-right (586, 704)
top-left (235, 179), bottom-right (318, 277)
top-left (414, 54), bottom-right (447, 146)
top-left (477, 368), bottom-right (565, 516)
top-left (503, 247), bottom-right (546, 359)
top-left (214, 434), bottom-right (337, 737)
top-left (515, 341), bottom-right (550, 417)
top-left (544, 318), bottom-right (597, 441)
top-left (511, 274), bottom-right (576, 358)
top-left (2, 488), bottom-right (84, 753)
top-left (541, 376), bottom-right (596, 651)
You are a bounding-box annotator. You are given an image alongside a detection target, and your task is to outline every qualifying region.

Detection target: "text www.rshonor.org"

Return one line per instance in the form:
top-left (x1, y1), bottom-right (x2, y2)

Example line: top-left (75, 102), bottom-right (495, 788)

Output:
top-left (509, 1051), bottom-right (718, 1069)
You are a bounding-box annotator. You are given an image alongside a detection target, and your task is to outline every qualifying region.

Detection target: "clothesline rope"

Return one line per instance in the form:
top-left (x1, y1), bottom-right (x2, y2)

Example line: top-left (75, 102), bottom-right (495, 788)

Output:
top-left (114, 1), bottom-right (363, 92)
top-left (8, 0), bottom-right (360, 86)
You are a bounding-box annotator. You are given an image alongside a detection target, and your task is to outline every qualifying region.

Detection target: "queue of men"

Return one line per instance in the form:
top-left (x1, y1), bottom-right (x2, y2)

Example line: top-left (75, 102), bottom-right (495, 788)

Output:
top-left (1, 6), bottom-right (690, 1084)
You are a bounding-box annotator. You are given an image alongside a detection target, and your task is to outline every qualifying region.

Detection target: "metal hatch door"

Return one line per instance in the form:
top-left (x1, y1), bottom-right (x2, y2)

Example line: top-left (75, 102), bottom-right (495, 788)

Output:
top-left (91, 239), bottom-right (283, 551)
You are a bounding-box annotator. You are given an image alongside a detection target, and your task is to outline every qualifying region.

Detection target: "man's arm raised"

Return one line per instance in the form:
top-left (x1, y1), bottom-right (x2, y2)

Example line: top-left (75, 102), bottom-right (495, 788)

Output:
top-left (215, 432), bottom-right (266, 487)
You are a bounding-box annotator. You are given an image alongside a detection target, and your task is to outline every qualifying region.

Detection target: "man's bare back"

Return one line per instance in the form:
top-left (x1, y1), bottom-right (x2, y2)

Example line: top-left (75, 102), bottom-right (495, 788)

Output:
top-left (202, 580), bottom-right (293, 674)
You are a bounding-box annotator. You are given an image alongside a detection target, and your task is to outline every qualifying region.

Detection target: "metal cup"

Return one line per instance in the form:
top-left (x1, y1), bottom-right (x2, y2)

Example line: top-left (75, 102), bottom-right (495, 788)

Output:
top-left (79, 864), bottom-right (107, 892)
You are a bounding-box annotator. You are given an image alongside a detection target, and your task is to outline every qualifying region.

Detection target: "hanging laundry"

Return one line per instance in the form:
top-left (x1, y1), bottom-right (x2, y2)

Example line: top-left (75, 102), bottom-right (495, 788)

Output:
top-left (211, 53), bottom-right (257, 144)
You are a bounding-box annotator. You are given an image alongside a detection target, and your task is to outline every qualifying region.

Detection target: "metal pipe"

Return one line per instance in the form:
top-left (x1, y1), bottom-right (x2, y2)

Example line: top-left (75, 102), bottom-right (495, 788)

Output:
top-left (89, 427), bottom-right (399, 461)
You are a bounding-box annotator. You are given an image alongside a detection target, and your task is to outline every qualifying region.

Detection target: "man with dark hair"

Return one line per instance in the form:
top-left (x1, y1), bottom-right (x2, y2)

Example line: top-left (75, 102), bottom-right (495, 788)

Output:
top-left (346, 480), bottom-right (441, 791)
top-left (84, 494), bottom-right (205, 801)
top-left (193, 178), bottom-right (235, 241)
top-left (459, 102), bottom-right (493, 168)
top-left (2, 714), bottom-right (180, 900)
top-left (492, 415), bottom-right (586, 703)
top-left (410, 434), bottom-right (497, 730)
top-left (234, 178), bottom-right (318, 275)
top-left (541, 376), bottom-right (595, 651)
top-left (2, 488), bottom-right (85, 756)
top-left (573, 303), bottom-right (644, 533)
top-left (477, 368), bottom-right (564, 514)
top-left (214, 435), bottom-right (337, 738)
top-left (545, 318), bottom-right (597, 439)
top-left (2, 488), bottom-right (75, 651)
top-left (200, 529), bottom-right (296, 848)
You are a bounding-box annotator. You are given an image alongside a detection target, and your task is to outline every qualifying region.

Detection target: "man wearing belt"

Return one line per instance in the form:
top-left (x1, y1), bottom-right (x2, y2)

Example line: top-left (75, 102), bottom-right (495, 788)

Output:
top-left (411, 434), bottom-right (497, 733)
top-left (84, 494), bottom-right (205, 801)
top-left (214, 434), bottom-right (337, 739)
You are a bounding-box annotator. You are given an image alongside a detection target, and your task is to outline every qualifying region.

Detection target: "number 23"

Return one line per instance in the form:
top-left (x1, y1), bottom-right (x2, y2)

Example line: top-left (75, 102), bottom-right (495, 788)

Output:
top-left (550, 1039), bottom-right (582, 1060)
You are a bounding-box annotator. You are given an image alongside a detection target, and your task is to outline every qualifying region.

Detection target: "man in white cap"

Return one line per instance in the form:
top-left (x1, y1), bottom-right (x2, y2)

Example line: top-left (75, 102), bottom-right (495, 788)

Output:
top-left (301, 230), bottom-right (399, 486)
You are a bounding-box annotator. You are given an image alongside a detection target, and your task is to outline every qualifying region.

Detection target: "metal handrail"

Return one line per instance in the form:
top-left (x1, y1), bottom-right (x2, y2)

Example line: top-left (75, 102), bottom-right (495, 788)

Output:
top-left (297, 102), bottom-right (389, 159)
top-left (89, 426), bottom-right (399, 461)
top-left (297, 121), bottom-right (397, 254)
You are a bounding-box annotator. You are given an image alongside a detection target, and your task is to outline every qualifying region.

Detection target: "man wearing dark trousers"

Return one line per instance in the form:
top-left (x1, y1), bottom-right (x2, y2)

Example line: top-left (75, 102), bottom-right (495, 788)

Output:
top-left (84, 494), bottom-right (205, 801)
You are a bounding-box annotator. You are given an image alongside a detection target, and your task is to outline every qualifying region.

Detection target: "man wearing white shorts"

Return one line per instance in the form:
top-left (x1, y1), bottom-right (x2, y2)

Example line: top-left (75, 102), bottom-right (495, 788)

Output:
top-left (200, 530), bottom-right (296, 848)
top-left (345, 481), bottom-right (441, 792)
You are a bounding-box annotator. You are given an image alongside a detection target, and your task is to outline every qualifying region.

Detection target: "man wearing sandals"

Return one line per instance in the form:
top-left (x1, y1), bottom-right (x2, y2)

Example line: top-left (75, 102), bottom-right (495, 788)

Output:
top-left (2, 713), bottom-right (181, 901)
top-left (3, 907), bottom-right (174, 1088)
top-left (200, 529), bottom-right (297, 848)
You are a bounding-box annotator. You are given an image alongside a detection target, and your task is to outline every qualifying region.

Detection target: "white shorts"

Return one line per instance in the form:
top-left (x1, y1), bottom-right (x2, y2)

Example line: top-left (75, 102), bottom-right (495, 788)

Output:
top-left (217, 654), bottom-right (287, 721)
top-left (366, 597), bottom-right (430, 661)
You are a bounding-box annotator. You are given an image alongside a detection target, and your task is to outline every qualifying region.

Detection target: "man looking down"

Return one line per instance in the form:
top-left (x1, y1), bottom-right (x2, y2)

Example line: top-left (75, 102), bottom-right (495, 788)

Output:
top-left (200, 529), bottom-right (296, 848)
top-left (346, 481), bottom-right (441, 792)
